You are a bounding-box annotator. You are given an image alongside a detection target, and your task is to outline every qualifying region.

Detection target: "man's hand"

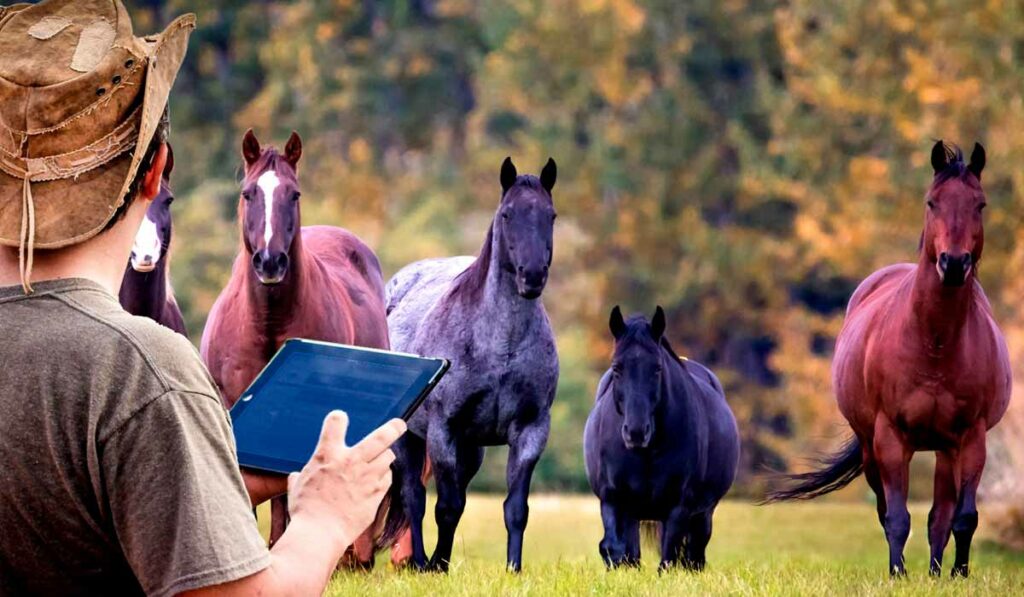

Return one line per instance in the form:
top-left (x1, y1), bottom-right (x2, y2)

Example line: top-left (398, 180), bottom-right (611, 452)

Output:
top-left (287, 411), bottom-right (406, 551)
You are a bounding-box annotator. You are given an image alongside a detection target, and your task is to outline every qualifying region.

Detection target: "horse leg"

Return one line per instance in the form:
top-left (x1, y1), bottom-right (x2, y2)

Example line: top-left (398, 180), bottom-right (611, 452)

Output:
top-left (269, 494), bottom-right (289, 547)
top-left (952, 421), bottom-right (986, 578)
top-left (863, 453), bottom-right (887, 528)
top-left (658, 505), bottom-right (689, 570)
top-left (927, 449), bottom-right (960, 576)
top-left (598, 502), bottom-right (629, 568)
top-left (504, 417), bottom-right (550, 572)
top-left (683, 510), bottom-right (713, 571)
top-left (623, 517), bottom-right (641, 567)
top-left (427, 425), bottom-right (468, 573)
top-left (874, 417), bottom-right (912, 577)
top-left (394, 431), bottom-right (429, 570)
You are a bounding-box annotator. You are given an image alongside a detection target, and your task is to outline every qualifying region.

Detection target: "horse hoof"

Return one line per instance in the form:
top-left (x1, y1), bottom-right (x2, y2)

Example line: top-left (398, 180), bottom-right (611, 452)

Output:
top-left (952, 565), bottom-right (969, 578)
top-left (506, 562), bottom-right (523, 574)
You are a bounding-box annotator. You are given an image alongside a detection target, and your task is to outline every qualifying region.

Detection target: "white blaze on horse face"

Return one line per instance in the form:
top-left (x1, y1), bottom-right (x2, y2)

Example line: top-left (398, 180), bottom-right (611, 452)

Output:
top-left (257, 170), bottom-right (280, 247)
top-left (130, 215), bottom-right (161, 272)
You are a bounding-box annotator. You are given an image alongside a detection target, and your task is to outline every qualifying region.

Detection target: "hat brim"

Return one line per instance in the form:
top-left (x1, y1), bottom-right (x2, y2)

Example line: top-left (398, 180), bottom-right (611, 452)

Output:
top-left (0, 13), bottom-right (195, 249)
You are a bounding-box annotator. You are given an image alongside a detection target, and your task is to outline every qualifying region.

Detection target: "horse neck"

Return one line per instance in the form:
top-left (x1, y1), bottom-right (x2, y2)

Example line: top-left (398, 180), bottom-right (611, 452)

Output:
top-left (245, 230), bottom-right (308, 331)
top-left (120, 261), bottom-right (169, 319)
top-left (909, 251), bottom-right (974, 351)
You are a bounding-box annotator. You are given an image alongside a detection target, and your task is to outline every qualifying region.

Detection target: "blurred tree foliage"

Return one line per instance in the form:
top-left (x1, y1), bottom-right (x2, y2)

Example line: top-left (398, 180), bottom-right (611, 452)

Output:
top-left (125, 0), bottom-right (1024, 496)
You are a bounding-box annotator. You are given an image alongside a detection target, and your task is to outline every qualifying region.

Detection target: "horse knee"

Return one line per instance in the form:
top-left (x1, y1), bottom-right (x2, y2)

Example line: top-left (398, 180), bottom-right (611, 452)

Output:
top-left (435, 495), bottom-right (466, 528)
top-left (953, 510), bottom-right (979, 536)
top-left (503, 497), bottom-right (529, 532)
top-left (885, 510), bottom-right (911, 544)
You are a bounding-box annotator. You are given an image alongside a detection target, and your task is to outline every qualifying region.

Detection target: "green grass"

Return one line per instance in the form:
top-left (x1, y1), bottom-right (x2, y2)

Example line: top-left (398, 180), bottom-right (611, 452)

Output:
top-left (258, 495), bottom-right (1024, 595)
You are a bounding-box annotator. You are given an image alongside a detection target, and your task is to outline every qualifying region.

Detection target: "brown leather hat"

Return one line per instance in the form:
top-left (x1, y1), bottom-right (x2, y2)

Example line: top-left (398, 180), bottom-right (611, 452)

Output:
top-left (0, 0), bottom-right (194, 292)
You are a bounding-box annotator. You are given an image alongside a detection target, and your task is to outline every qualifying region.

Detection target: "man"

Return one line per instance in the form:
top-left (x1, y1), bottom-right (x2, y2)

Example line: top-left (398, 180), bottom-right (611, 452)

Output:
top-left (0, 1), bottom-right (405, 595)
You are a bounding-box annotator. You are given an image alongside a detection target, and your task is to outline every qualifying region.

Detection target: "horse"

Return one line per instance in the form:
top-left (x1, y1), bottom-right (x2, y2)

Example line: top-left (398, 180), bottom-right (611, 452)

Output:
top-left (200, 129), bottom-right (397, 568)
top-left (766, 141), bottom-right (1012, 578)
top-left (119, 144), bottom-right (187, 336)
top-left (584, 306), bottom-right (739, 570)
top-left (385, 157), bottom-right (560, 572)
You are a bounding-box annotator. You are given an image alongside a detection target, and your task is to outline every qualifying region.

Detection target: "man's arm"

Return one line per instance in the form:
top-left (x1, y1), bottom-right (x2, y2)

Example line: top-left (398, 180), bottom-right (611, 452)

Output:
top-left (240, 470), bottom-right (288, 508)
top-left (180, 412), bottom-right (404, 596)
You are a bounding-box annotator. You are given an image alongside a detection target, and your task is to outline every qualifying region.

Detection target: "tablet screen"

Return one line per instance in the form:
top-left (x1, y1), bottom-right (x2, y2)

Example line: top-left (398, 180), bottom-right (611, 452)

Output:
top-left (230, 339), bottom-right (448, 473)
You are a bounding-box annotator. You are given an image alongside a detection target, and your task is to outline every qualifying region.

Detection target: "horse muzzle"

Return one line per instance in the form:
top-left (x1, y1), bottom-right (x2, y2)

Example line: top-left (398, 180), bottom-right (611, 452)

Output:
top-left (130, 253), bottom-right (157, 273)
top-left (516, 267), bottom-right (548, 299)
top-left (252, 250), bottom-right (290, 285)
top-left (621, 423), bottom-right (653, 450)
top-left (937, 252), bottom-right (972, 287)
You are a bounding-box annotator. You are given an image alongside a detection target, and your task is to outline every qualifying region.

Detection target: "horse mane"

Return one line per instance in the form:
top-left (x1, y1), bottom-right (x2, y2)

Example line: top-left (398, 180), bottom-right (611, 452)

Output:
top-left (243, 148), bottom-right (296, 184)
top-left (448, 222), bottom-right (494, 303)
top-left (931, 142), bottom-right (970, 187)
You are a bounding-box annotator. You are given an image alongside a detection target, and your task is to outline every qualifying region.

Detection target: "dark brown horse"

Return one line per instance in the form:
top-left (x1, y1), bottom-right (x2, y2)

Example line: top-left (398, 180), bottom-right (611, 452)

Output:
top-left (200, 130), bottom-right (395, 567)
top-left (119, 144), bottom-right (186, 336)
top-left (767, 141), bottom-right (1011, 578)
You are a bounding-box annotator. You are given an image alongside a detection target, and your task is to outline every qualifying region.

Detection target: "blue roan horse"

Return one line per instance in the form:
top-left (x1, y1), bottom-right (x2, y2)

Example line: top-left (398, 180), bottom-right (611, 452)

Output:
top-left (386, 157), bottom-right (559, 572)
top-left (584, 306), bottom-right (739, 570)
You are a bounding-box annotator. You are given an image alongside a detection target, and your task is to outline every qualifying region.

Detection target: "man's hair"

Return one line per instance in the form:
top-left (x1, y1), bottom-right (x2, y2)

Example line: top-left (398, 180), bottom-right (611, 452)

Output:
top-left (101, 107), bottom-right (170, 232)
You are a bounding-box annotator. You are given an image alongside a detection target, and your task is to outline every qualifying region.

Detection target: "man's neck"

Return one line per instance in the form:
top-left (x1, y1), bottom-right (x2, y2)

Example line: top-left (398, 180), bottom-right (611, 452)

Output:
top-left (0, 202), bottom-right (144, 296)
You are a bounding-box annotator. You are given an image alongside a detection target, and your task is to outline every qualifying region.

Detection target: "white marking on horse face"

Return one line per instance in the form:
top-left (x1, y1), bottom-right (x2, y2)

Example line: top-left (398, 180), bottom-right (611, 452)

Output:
top-left (130, 215), bottom-right (162, 272)
top-left (257, 170), bottom-right (280, 247)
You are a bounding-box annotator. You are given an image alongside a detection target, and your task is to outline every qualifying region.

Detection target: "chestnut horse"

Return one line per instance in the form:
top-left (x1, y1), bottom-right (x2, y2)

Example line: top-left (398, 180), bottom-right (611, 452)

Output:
top-left (119, 144), bottom-right (186, 336)
top-left (200, 130), bottom-right (397, 567)
top-left (767, 141), bottom-right (1011, 578)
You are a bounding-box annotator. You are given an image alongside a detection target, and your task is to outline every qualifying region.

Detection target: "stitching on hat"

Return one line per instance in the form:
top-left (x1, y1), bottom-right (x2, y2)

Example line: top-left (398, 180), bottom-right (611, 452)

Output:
top-left (70, 18), bottom-right (117, 73)
top-left (27, 15), bottom-right (72, 40)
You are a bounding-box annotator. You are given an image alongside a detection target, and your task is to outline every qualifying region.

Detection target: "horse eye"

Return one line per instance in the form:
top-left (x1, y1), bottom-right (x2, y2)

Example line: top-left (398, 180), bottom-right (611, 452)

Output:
top-left (978, 203), bottom-right (987, 213)
top-left (291, 192), bottom-right (301, 202)
top-left (926, 200), bottom-right (935, 209)
top-left (242, 191), bottom-right (252, 201)
top-left (502, 212), bottom-right (510, 220)
top-left (165, 196), bottom-right (175, 205)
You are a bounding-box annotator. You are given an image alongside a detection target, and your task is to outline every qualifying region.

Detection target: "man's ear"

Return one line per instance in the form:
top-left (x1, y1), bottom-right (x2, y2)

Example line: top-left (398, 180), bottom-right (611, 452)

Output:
top-left (140, 143), bottom-right (169, 201)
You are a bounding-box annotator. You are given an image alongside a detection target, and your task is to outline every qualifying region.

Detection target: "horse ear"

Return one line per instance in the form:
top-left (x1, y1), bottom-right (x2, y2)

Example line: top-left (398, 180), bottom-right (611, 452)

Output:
top-left (163, 142), bottom-right (174, 179)
top-left (969, 142), bottom-right (985, 179)
top-left (931, 140), bottom-right (948, 174)
top-left (285, 131), bottom-right (303, 169)
top-left (540, 158), bottom-right (557, 194)
top-left (242, 129), bottom-right (261, 169)
top-left (500, 157), bottom-right (517, 194)
top-left (609, 305), bottom-right (626, 340)
top-left (651, 306), bottom-right (666, 340)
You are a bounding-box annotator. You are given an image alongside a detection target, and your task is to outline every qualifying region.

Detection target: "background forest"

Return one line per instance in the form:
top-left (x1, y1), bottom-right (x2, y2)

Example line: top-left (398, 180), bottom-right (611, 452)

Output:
top-left (121, 0), bottom-right (1024, 531)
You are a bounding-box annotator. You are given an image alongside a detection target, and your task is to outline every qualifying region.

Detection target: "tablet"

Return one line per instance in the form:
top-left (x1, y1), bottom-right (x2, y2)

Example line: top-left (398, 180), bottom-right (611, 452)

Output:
top-left (230, 338), bottom-right (449, 474)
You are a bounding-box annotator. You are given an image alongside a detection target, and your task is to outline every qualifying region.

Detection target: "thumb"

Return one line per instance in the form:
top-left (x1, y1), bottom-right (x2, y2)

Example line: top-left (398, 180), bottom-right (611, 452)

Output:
top-left (316, 410), bottom-right (350, 458)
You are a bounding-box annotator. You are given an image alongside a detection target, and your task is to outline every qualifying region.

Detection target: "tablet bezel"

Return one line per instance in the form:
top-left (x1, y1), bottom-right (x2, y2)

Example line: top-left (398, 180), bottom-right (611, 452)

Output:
top-left (230, 338), bottom-right (449, 474)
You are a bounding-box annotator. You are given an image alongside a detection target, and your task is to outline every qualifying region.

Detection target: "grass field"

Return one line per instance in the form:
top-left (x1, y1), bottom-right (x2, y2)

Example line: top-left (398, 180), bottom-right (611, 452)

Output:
top-left (258, 495), bottom-right (1024, 595)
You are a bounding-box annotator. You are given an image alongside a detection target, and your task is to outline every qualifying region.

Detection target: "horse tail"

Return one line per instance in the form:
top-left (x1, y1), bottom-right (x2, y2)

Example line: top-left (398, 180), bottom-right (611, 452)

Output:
top-left (762, 436), bottom-right (863, 503)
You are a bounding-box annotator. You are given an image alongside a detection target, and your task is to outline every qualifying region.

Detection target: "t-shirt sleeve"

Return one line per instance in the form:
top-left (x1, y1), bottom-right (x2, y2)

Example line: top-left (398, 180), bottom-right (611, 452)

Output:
top-left (100, 391), bottom-right (270, 597)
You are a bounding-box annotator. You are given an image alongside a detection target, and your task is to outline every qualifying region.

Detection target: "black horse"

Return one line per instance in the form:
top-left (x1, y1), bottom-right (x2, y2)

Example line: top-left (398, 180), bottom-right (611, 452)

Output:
top-left (584, 306), bottom-right (739, 570)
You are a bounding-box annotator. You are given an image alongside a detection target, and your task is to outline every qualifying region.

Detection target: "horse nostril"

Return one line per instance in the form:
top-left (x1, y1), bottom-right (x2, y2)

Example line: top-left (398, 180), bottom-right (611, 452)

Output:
top-left (939, 252), bottom-right (949, 270)
top-left (517, 265), bottom-right (525, 274)
top-left (644, 423), bottom-right (652, 437)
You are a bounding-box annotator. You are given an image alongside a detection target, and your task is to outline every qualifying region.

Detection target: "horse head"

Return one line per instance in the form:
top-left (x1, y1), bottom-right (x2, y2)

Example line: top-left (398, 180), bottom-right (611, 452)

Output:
top-left (239, 129), bottom-right (302, 285)
top-left (608, 305), bottom-right (667, 450)
top-left (130, 143), bottom-right (175, 272)
top-left (924, 140), bottom-right (986, 287)
top-left (496, 157), bottom-right (557, 299)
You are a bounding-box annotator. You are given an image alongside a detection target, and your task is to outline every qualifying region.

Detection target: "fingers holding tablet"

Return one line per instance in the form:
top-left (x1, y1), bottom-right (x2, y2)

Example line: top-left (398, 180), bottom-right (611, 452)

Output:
top-left (286, 412), bottom-right (407, 552)
top-left (352, 418), bottom-right (407, 463)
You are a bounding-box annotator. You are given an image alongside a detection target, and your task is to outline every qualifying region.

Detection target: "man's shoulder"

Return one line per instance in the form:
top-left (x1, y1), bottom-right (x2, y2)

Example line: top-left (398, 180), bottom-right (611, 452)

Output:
top-left (16, 282), bottom-right (221, 404)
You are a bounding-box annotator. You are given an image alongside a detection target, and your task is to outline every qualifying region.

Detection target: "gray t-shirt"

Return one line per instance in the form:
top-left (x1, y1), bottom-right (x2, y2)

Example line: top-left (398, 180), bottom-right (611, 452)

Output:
top-left (0, 278), bottom-right (269, 596)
